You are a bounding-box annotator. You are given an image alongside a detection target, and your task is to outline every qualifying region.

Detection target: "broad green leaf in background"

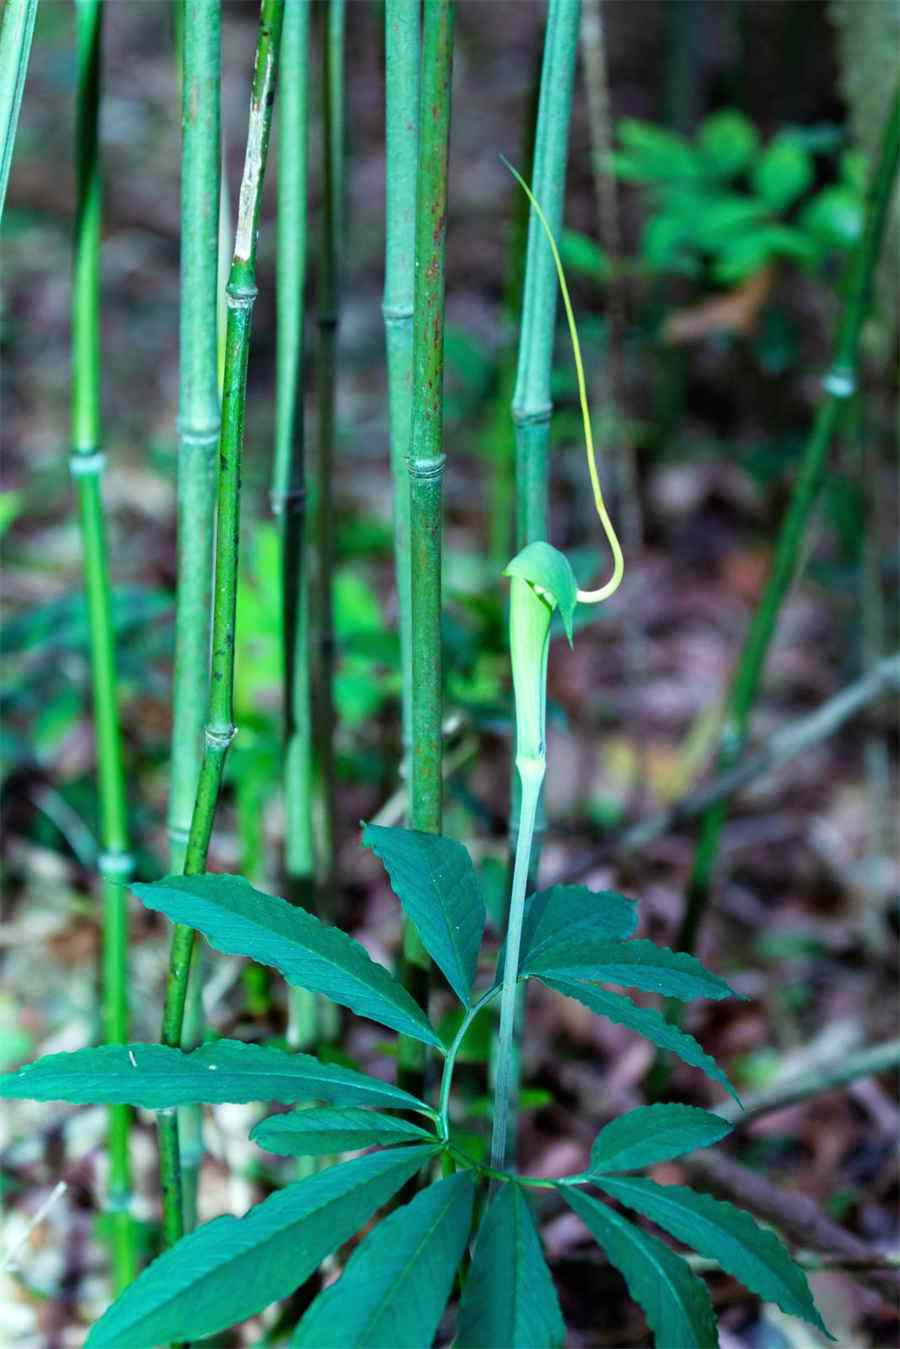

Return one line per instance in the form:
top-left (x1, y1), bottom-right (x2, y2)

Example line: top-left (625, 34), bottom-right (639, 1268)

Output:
top-left (587, 1104), bottom-right (732, 1175)
top-left (362, 824), bottom-right (486, 1005)
top-left (504, 541), bottom-right (578, 644)
top-left (562, 1188), bottom-right (718, 1349)
top-left (133, 874), bottom-right (442, 1049)
top-left (713, 224), bottom-right (816, 282)
top-left (524, 939), bottom-right (737, 1002)
top-left (698, 110), bottom-right (759, 178)
top-left (516, 884), bottom-right (638, 974)
top-left (0, 1041), bottom-right (431, 1113)
top-left (86, 1145), bottom-right (437, 1348)
top-left (538, 975), bottom-right (739, 1101)
top-left (559, 228), bottom-right (611, 282)
top-left (596, 1176), bottom-right (831, 1335)
top-left (291, 1172), bottom-right (474, 1349)
top-left (614, 119), bottom-right (700, 182)
top-left (752, 133), bottom-right (813, 210)
top-left (251, 1106), bottom-right (433, 1157)
top-left (800, 186), bottom-right (863, 250)
top-left (640, 212), bottom-right (698, 275)
top-left (693, 194), bottom-right (770, 253)
top-left (456, 1182), bottom-right (565, 1349)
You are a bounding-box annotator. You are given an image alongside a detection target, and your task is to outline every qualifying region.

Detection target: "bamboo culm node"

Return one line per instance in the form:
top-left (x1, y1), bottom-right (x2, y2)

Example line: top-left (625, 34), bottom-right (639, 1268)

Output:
top-left (157, 0), bottom-right (285, 1250)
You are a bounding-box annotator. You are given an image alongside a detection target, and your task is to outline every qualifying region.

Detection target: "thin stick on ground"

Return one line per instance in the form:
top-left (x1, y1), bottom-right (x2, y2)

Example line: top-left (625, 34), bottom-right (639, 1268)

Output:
top-left (168, 0), bottom-right (221, 1235)
top-left (0, 0), bottom-right (37, 224)
top-left (70, 0), bottom-right (137, 1292)
top-left (273, 0), bottom-right (317, 1050)
top-left (157, 0), bottom-right (285, 1250)
top-left (401, 0), bottom-right (455, 1097)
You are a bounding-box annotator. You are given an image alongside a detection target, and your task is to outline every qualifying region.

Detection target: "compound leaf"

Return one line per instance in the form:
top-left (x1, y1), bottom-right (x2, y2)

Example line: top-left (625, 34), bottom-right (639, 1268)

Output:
top-left (596, 1176), bottom-right (831, 1336)
top-left (362, 824), bottom-right (485, 1005)
top-left (538, 975), bottom-right (739, 1101)
top-left (251, 1106), bottom-right (433, 1157)
top-left (562, 1188), bottom-right (718, 1349)
top-left (525, 939), bottom-right (738, 1002)
top-left (133, 874), bottom-right (441, 1049)
top-left (457, 1182), bottom-right (565, 1349)
top-left (291, 1172), bottom-right (474, 1348)
top-left (0, 1040), bottom-right (430, 1114)
top-left (516, 884), bottom-right (638, 975)
top-left (86, 1145), bottom-right (437, 1348)
top-left (588, 1104), bottom-right (732, 1175)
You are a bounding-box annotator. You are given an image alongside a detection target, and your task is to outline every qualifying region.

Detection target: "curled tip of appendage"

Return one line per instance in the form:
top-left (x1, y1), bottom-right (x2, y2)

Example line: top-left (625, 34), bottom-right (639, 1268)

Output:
top-left (501, 154), bottom-right (624, 606)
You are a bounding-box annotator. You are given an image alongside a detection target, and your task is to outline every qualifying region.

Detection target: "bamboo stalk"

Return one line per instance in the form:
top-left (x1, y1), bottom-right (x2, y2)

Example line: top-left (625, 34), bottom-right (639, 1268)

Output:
top-left (157, 0), bottom-right (285, 1250)
top-left (273, 0), bottom-right (317, 1050)
top-left (400, 0), bottom-right (455, 1094)
top-left (675, 85), bottom-right (900, 959)
top-left (382, 0), bottom-right (420, 795)
top-left (509, 0), bottom-right (580, 884)
top-left (70, 0), bottom-right (137, 1293)
top-left (168, 0), bottom-right (221, 1234)
top-left (0, 0), bottom-right (37, 224)
top-left (309, 0), bottom-right (344, 917)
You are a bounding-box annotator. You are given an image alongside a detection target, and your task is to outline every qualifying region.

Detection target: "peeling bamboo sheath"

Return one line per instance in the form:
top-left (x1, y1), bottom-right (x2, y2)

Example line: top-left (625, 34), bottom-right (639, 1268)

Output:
top-left (158, 0), bottom-right (285, 1250)
top-left (71, 0), bottom-right (137, 1293)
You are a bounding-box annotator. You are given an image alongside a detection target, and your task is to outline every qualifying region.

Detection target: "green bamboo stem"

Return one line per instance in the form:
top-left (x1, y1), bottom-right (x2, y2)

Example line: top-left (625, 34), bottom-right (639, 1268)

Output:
top-left (158, 0), bottom-right (285, 1250)
top-left (508, 0), bottom-right (580, 883)
top-left (382, 0), bottom-right (420, 795)
top-left (675, 84), bottom-right (900, 961)
top-left (273, 0), bottom-right (317, 1050)
top-left (70, 0), bottom-right (137, 1293)
top-left (0, 0), bottom-right (37, 225)
top-left (309, 0), bottom-right (344, 915)
top-left (167, 0), bottom-right (221, 1234)
top-left (401, 0), bottom-right (455, 1093)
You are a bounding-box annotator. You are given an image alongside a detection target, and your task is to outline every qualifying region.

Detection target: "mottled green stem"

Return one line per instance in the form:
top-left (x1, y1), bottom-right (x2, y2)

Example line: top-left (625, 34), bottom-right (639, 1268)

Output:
top-left (676, 85), bottom-right (900, 961)
top-left (158, 0), bottom-right (284, 1250)
top-left (0, 0), bottom-right (37, 224)
top-left (383, 0), bottom-right (419, 795)
top-left (273, 0), bottom-right (317, 1050)
top-left (502, 0), bottom-right (580, 1165)
top-left (70, 0), bottom-right (136, 1293)
top-left (508, 0), bottom-right (580, 884)
top-left (401, 0), bottom-right (455, 1094)
top-left (308, 0), bottom-right (344, 921)
top-left (167, 0), bottom-right (221, 1234)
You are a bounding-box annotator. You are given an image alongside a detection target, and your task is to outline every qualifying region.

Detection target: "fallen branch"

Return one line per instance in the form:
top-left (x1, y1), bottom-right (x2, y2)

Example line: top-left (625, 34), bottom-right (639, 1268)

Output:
top-left (558, 652), bottom-right (900, 883)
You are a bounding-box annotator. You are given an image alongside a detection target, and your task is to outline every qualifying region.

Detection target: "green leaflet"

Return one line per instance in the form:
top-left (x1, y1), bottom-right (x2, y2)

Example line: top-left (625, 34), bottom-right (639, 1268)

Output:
top-left (753, 133), bottom-right (813, 210)
top-left (133, 874), bottom-right (442, 1049)
top-left (456, 1182), bottom-right (565, 1349)
top-left (0, 1040), bottom-right (431, 1114)
top-left (524, 938), bottom-right (738, 1002)
top-left (588, 1104), bottom-right (732, 1175)
top-left (291, 1172), bottom-right (474, 1348)
top-left (514, 884), bottom-right (638, 977)
top-left (596, 1176), bottom-right (831, 1336)
top-left (85, 1145), bottom-right (437, 1348)
top-left (362, 823), bottom-right (486, 1005)
top-left (504, 541), bottom-right (578, 643)
top-left (537, 974), bottom-right (739, 1101)
top-left (561, 1188), bottom-right (718, 1349)
top-left (251, 1106), bottom-right (433, 1156)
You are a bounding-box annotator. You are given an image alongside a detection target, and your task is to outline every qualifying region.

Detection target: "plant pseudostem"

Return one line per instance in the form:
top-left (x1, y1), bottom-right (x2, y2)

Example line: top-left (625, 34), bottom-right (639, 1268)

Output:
top-left (168, 0), bottom-right (220, 1235)
top-left (675, 85), bottom-right (900, 963)
top-left (401, 0), bottom-right (455, 1095)
top-left (273, 0), bottom-right (317, 1051)
top-left (157, 0), bottom-right (285, 1250)
top-left (0, 0), bottom-right (37, 225)
top-left (70, 0), bottom-right (138, 1293)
